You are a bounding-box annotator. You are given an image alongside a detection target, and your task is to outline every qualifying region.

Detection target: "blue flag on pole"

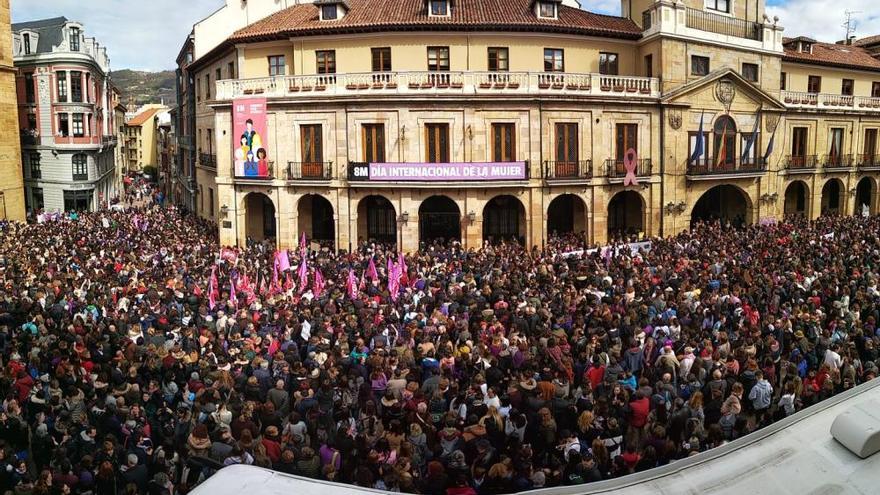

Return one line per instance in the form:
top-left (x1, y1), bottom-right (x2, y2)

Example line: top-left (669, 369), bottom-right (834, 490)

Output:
top-left (742, 114), bottom-right (760, 163)
top-left (690, 112), bottom-right (705, 164)
top-left (763, 125), bottom-right (776, 163)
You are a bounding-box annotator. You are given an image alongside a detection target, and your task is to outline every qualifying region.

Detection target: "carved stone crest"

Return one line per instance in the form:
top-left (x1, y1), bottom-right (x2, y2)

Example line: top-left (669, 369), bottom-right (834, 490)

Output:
top-left (668, 109), bottom-right (682, 130)
top-left (764, 113), bottom-right (780, 133)
top-left (715, 79), bottom-right (736, 110)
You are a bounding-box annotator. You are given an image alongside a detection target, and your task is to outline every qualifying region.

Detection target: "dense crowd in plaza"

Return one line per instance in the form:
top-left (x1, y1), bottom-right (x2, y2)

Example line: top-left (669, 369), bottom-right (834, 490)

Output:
top-left (0, 186), bottom-right (876, 495)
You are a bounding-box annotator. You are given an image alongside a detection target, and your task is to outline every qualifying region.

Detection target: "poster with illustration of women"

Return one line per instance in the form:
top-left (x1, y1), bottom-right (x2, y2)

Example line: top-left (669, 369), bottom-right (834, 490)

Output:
top-left (232, 98), bottom-right (269, 178)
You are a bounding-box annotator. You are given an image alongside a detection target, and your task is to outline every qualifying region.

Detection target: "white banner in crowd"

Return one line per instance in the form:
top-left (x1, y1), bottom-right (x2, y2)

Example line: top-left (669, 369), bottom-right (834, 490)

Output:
top-left (560, 240), bottom-right (653, 259)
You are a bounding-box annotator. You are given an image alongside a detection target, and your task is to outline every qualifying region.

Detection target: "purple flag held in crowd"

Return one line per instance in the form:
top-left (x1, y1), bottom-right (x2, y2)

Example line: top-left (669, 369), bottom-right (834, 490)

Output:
top-left (276, 249), bottom-right (291, 272)
top-left (367, 257), bottom-right (378, 281)
top-left (298, 258), bottom-right (309, 294)
top-left (347, 269), bottom-right (358, 300)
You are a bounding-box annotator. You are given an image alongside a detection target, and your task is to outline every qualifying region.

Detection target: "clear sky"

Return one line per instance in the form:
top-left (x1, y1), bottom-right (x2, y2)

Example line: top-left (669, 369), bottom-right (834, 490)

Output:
top-left (10, 0), bottom-right (880, 72)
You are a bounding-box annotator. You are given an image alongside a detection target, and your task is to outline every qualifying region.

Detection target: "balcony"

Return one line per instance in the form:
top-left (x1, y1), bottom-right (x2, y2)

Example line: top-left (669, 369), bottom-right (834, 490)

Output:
top-left (686, 158), bottom-right (766, 179)
top-left (233, 161), bottom-right (275, 181)
top-left (784, 155), bottom-right (818, 173)
top-left (287, 161), bottom-right (333, 181)
top-left (822, 153), bottom-right (853, 171)
top-left (544, 160), bottom-right (592, 183)
top-left (641, 2), bottom-right (783, 52)
top-left (685, 8), bottom-right (762, 41)
top-left (781, 91), bottom-right (880, 113)
top-left (604, 158), bottom-right (652, 180)
top-left (20, 133), bottom-right (38, 146)
top-left (199, 153), bottom-right (217, 169)
top-left (858, 154), bottom-right (880, 170)
top-left (347, 161), bottom-right (529, 186)
top-left (215, 71), bottom-right (661, 101)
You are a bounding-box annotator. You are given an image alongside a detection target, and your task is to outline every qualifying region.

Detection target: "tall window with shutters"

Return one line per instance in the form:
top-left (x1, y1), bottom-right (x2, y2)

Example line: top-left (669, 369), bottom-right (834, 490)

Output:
top-left (363, 124), bottom-right (386, 163)
top-left (615, 124), bottom-right (638, 173)
top-left (791, 127), bottom-right (809, 166)
top-left (555, 123), bottom-right (579, 177)
top-left (828, 128), bottom-right (844, 166)
top-left (491, 123), bottom-right (515, 162)
top-left (863, 128), bottom-right (878, 165)
top-left (300, 124), bottom-right (323, 177)
top-left (425, 124), bottom-right (450, 163)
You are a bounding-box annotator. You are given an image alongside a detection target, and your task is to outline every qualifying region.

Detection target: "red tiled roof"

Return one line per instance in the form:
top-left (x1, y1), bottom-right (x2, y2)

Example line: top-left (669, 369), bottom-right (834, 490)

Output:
top-left (127, 108), bottom-right (160, 127)
top-left (782, 37), bottom-right (880, 72)
top-left (853, 35), bottom-right (880, 47)
top-left (229, 0), bottom-right (642, 42)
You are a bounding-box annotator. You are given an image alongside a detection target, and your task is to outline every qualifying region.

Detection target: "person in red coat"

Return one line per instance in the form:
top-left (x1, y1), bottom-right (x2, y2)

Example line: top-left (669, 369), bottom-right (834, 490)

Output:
top-left (261, 426), bottom-right (282, 464)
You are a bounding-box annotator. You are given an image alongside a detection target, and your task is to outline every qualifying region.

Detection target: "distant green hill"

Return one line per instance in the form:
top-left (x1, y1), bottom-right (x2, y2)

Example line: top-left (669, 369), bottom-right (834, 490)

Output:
top-left (111, 69), bottom-right (176, 108)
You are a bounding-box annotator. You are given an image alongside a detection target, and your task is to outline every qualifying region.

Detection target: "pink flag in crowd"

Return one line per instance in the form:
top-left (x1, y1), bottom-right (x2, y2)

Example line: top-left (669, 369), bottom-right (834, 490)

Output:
top-left (299, 232), bottom-right (308, 258)
top-left (208, 266), bottom-right (218, 310)
top-left (367, 257), bottom-right (378, 281)
top-left (276, 249), bottom-right (291, 272)
top-left (220, 248), bottom-right (238, 263)
top-left (298, 258), bottom-right (309, 294)
top-left (347, 269), bottom-right (358, 300)
top-left (229, 277), bottom-right (238, 306)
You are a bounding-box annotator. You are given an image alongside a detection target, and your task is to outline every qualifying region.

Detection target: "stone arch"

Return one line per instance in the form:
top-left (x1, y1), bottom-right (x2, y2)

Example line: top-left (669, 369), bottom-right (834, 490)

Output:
top-left (856, 176), bottom-right (875, 216)
top-left (821, 178), bottom-right (845, 215)
top-left (356, 195), bottom-right (397, 244)
top-left (783, 180), bottom-right (809, 218)
top-left (483, 194), bottom-right (527, 244)
top-left (547, 193), bottom-right (588, 239)
top-left (297, 194), bottom-right (335, 247)
top-left (419, 195), bottom-right (461, 245)
top-left (690, 184), bottom-right (753, 227)
top-left (243, 192), bottom-right (277, 242)
top-left (608, 190), bottom-right (646, 240)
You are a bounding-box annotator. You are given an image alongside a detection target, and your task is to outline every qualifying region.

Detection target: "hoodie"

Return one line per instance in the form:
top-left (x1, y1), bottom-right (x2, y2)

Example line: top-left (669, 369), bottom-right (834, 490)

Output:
top-left (748, 379), bottom-right (773, 410)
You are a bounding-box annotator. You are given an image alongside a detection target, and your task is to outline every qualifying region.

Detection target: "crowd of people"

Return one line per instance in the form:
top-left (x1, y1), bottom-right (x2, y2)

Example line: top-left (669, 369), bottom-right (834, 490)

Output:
top-left (0, 193), bottom-right (876, 495)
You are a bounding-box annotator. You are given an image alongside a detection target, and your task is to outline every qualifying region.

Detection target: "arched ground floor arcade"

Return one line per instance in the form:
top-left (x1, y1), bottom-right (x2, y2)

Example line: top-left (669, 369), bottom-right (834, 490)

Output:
top-left (216, 173), bottom-right (877, 252)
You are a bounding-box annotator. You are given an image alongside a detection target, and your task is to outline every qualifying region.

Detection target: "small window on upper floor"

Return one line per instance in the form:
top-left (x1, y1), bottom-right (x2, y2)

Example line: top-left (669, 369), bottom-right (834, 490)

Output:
top-left (705, 0), bottom-right (729, 13)
top-left (741, 63), bottom-right (759, 82)
top-left (428, 0), bottom-right (449, 17)
top-left (873, 81), bottom-right (880, 98)
top-left (780, 71), bottom-right (787, 90)
top-left (23, 33), bottom-right (31, 55)
top-left (842, 78), bottom-right (854, 96)
top-left (537, 1), bottom-right (558, 19)
top-left (69, 27), bottom-right (80, 52)
top-left (321, 4), bottom-right (338, 21)
top-left (691, 55), bottom-right (709, 76)
top-left (800, 41), bottom-right (813, 53)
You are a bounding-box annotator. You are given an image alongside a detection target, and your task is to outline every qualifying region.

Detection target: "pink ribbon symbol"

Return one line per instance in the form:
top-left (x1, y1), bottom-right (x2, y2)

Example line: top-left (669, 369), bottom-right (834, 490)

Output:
top-left (623, 148), bottom-right (639, 187)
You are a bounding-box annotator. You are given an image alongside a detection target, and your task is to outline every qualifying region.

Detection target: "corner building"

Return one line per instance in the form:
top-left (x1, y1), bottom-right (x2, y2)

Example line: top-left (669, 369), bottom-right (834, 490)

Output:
top-left (12, 17), bottom-right (119, 213)
top-left (184, 0), bottom-right (880, 252)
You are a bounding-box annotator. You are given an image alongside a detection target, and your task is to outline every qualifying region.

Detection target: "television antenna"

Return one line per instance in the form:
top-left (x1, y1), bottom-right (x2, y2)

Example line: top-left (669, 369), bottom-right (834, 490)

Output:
top-left (843, 11), bottom-right (861, 42)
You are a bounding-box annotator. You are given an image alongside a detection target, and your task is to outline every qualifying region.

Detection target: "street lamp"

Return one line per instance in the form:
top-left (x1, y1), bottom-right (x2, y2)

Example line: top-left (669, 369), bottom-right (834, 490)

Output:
top-left (467, 210), bottom-right (476, 222)
top-left (220, 204), bottom-right (229, 218)
top-left (398, 212), bottom-right (409, 224)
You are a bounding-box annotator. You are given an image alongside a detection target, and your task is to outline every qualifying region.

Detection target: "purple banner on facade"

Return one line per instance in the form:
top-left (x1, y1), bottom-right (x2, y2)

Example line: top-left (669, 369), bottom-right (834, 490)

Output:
top-left (349, 162), bottom-right (527, 181)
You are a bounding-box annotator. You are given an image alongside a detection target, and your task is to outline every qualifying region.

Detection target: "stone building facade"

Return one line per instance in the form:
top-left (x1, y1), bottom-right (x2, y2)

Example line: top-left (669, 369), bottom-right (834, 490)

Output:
top-left (0, 0), bottom-right (25, 221)
top-left (179, 0), bottom-right (880, 252)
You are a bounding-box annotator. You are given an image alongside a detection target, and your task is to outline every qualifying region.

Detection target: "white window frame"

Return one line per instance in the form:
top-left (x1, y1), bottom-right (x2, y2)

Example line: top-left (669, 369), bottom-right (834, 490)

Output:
top-left (428, 0), bottom-right (450, 17)
top-left (537, 1), bottom-right (558, 19)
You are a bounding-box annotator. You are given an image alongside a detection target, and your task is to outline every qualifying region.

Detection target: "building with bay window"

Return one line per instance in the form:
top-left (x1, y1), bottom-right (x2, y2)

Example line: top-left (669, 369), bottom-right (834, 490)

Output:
top-left (13, 16), bottom-right (119, 213)
top-left (178, 0), bottom-right (880, 252)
